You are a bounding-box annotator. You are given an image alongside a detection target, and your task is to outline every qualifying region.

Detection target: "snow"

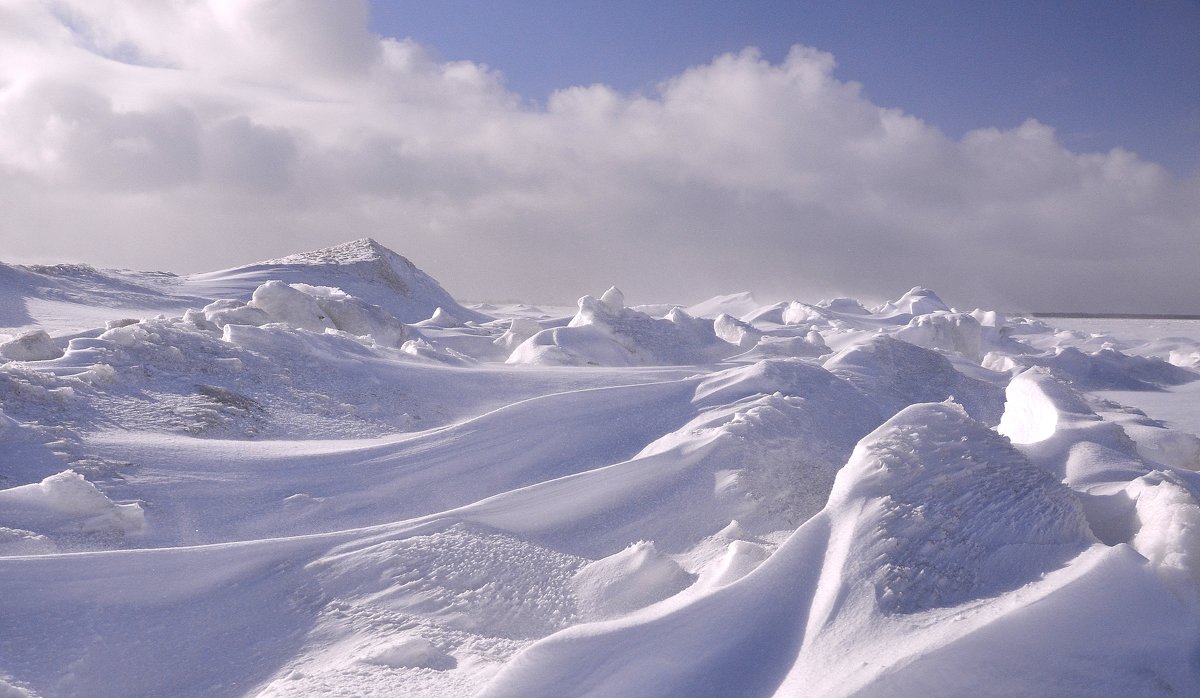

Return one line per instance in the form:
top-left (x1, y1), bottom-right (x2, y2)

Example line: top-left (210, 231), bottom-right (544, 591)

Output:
top-left (2, 240), bottom-right (1199, 697)
top-left (185, 238), bottom-right (489, 325)
top-left (0, 331), bottom-right (61, 362)
top-left (893, 311), bottom-right (984, 360)
top-left (508, 290), bottom-right (737, 366)
top-left (571, 541), bottom-right (695, 620)
top-left (357, 636), bottom-right (457, 670)
top-left (996, 367), bottom-right (1090, 444)
top-left (875, 285), bottom-right (951, 317)
top-left (0, 470), bottom-right (144, 552)
top-left (684, 291), bottom-right (761, 320)
top-left (712, 313), bottom-right (762, 349)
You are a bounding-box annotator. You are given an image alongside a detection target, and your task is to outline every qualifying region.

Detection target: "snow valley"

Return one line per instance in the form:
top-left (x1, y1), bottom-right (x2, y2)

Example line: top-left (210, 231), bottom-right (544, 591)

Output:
top-left (2, 239), bottom-right (1199, 697)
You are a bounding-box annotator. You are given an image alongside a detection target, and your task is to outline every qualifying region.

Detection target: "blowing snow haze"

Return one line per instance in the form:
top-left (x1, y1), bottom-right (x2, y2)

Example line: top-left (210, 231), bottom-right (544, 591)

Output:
top-left (0, 1), bottom-right (1197, 312)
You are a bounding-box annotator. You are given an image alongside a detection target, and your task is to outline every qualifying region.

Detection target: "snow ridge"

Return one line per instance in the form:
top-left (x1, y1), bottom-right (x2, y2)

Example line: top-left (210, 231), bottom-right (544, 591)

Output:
top-left (187, 238), bottom-right (489, 324)
top-left (1, 264), bottom-right (1199, 697)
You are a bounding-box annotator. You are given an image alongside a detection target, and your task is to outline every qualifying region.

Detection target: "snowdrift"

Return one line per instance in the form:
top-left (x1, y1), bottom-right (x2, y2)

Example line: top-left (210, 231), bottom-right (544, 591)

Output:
top-left (0, 260), bottom-right (206, 336)
top-left (0, 470), bottom-right (144, 553)
top-left (185, 238), bottom-right (488, 324)
top-left (481, 402), bottom-right (1197, 698)
top-left (508, 287), bottom-right (739, 366)
top-left (2, 245), bottom-right (1199, 698)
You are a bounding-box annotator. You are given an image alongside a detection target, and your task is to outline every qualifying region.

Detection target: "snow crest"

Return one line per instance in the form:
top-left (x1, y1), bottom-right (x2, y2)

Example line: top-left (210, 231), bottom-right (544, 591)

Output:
top-left (3, 252), bottom-right (1200, 697)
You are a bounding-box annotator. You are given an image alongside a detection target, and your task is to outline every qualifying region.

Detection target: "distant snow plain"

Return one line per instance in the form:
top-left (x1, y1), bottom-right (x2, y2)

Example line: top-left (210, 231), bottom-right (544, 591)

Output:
top-left (1, 239), bottom-right (1198, 697)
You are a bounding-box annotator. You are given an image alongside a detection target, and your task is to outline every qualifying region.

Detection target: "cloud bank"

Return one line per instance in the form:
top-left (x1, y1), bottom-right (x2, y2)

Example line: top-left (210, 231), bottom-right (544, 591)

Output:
top-left (1, 0), bottom-right (1197, 312)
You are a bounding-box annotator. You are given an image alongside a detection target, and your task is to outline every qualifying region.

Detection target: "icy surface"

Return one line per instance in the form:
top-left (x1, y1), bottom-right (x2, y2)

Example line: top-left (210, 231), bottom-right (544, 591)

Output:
top-left (2, 241), bottom-right (1199, 697)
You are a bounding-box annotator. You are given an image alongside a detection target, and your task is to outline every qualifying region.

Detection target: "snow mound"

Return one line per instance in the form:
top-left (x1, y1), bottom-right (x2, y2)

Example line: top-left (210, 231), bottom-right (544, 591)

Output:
top-left (0, 330), bottom-right (61, 361)
top-left (1126, 471), bottom-right (1200, 598)
top-left (480, 402), bottom-right (1099, 698)
top-left (186, 238), bottom-right (488, 324)
top-left (823, 334), bottom-right (1004, 424)
top-left (818, 297), bottom-right (871, 314)
top-left (685, 291), bottom-right (762, 320)
top-left (686, 390), bottom-right (878, 528)
top-left (630, 383), bottom-right (878, 536)
top-left (0, 470), bottom-right (144, 548)
top-left (294, 284), bottom-right (415, 347)
top-left (571, 541), bottom-right (695, 620)
top-left (414, 307), bottom-right (462, 328)
top-left (1113, 414), bottom-right (1200, 471)
top-left (598, 285), bottom-right (625, 312)
top-left (200, 281), bottom-right (416, 347)
top-left (508, 291), bottom-right (737, 366)
top-left (313, 523), bottom-right (584, 640)
top-left (1015, 346), bottom-right (1198, 391)
top-left (705, 539), bottom-right (773, 588)
top-left (251, 280), bottom-right (336, 332)
top-left (998, 368), bottom-right (1097, 445)
top-left (493, 318), bottom-right (542, 353)
top-left (875, 286), bottom-right (951, 317)
top-left (775, 290), bottom-right (952, 331)
top-left (777, 297), bottom-right (872, 326)
top-left (694, 358), bottom-right (865, 409)
top-left (1168, 347), bottom-right (1200, 369)
top-left (741, 301), bottom-right (788, 325)
top-left (732, 332), bottom-right (829, 361)
top-left (780, 302), bottom-right (831, 326)
top-left (893, 311), bottom-right (984, 360)
top-left (357, 636), bottom-right (456, 670)
top-left (712, 313), bottom-right (762, 349)
top-left (997, 369), bottom-right (1151, 489)
top-left (199, 298), bottom-right (271, 328)
top-left (828, 401), bottom-right (1094, 614)
top-left (0, 260), bottom-right (205, 335)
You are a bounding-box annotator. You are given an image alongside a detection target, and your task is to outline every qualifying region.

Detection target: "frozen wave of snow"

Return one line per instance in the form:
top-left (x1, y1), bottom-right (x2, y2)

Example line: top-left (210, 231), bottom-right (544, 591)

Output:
top-left (1, 240), bottom-right (1199, 697)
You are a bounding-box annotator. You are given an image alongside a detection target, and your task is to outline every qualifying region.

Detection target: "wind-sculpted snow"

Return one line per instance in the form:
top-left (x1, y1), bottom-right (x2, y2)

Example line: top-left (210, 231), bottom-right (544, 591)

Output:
top-left (2, 241), bottom-right (1200, 697)
top-left (778, 287), bottom-right (950, 331)
top-left (684, 291), bottom-right (762, 320)
top-left (1011, 345), bottom-right (1199, 391)
top-left (186, 238), bottom-right (489, 325)
top-left (996, 368), bottom-right (1165, 490)
top-left (0, 261), bottom-right (207, 336)
top-left (997, 367), bottom-right (1096, 445)
top-left (712, 313), bottom-right (763, 349)
top-left (0, 331), bottom-right (61, 362)
top-left (827, 402), bottom-right (1094, 614)
top-left (571, 541), bottom-right (696, 620)
top-left (893, 311), bottom-right (984, 360)
top-left (823, 334), bottom-right (1006, 425)
top-left (0, 469), bottom-right (144, 553)
top-left (508, 288), bottom-right (738, 366)
top-left (875, 285), bottom-right (952, 318)
top-left (479, 403), bottom-right (1090, 696)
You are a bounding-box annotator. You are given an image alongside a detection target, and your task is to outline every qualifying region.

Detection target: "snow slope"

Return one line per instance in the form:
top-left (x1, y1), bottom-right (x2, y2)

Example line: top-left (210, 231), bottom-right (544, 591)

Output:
top-left (1, 246), bottom-right (1198, 697)
top-left (0, 261), bottom-right (206, 337)
top-left (185, 238), bottom-right (489, 324)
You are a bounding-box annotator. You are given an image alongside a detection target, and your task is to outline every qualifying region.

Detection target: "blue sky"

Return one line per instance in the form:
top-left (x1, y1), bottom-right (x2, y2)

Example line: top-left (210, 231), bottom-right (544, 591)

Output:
top-left (370, 0), bottom-right (1200, 176)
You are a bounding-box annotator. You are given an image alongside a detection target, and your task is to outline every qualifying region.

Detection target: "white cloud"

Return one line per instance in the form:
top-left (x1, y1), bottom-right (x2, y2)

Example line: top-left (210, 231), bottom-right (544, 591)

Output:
top-left (1, 0), bottom-right (1197, 312)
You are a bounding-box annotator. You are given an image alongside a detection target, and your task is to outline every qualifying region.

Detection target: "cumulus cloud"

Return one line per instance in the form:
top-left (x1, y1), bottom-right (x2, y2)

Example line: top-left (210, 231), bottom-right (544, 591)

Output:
top-left (0, 0), bottom-right (1196, 312)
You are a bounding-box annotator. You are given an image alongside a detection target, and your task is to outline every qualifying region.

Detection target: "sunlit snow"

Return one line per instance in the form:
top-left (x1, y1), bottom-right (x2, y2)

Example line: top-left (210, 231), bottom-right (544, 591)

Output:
top-left (1, 240), bottom-right (1198, 697)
